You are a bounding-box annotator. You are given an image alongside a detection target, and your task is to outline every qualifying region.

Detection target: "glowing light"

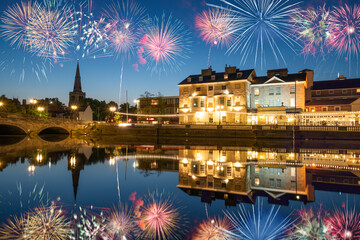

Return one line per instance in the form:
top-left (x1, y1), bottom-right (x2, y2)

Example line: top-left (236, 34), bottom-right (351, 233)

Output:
top-left (28, 165), bottom-right (35, 172)
top-left (37, 106), bottom-right (44, 112)
top-left (182, 158), bottom-right (188, 164)
top-left (109, 106), bottom-right (117, 112)
top-left (193, 216), bottom-right (232, 240)
top-left (71, 105), bottom-right (78, 110)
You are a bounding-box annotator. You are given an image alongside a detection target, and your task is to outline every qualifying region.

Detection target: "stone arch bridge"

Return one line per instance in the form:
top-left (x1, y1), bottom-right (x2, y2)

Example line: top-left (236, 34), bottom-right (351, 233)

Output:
top-left (0, 113), bottom-right (92, 136)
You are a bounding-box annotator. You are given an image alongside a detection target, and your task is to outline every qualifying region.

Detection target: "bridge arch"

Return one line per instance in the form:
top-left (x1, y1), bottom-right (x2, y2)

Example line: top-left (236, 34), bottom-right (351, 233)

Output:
top-left (0, 124), bottom-right (27, 135)
top-left (38, 126), bottom-right (70, 135)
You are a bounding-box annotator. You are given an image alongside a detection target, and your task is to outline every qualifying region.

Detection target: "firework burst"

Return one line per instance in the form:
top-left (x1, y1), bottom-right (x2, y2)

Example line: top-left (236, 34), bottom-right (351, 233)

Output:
top-left (195, 8), bottom-right (236, 48)
top-left (291, 5), bottom-right (331, 56)
top-left (0, 215), bottom-right (24, 240)
top-left (141, 13), bottom-right (191, 74)
top-left (23, 203), bottom-right (70, 240)
top-left (328, 4), bottom-right (360, 57)
top-left (193, 216), bottom-right (232, 240)
top-left (208, 0), bottom-right (300, 69)
top-left (289, 206), bottom-right (333, 240)
top-left (225, 200), bottom-right (294, 240)
top-left (105, 204), bottom-right (137, 239)
top-left (326, 205), bottom-right (360, 239)
top-left (73, 206), bottom-right (107, 240)
top-left (137, 191), bottom-right (185, 240)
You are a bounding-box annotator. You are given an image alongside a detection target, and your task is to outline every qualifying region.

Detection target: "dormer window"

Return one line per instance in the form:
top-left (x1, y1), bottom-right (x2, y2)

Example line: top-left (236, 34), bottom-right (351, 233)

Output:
top-left (237, 72), bottom-right (243, 78)
top-left (224, 74), bottom-right (228, 80)
top-left (199, 76), bottom-right (203, 82)
top-left (187, 77), bottom-right (191, 83)
top-left (211, 75), bottom-right (216, 80)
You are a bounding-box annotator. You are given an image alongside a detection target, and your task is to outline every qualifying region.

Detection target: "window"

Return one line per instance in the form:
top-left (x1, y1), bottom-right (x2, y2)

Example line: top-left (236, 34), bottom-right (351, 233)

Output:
top-left (291, 85), bottom-right (295, 94)
top-left (151, 99), bottom-right (159, 105)
top-left (199, 76), bottom-right (203, 82)
top-left (335, 106), bottom-right (340, 111)
top-left (270, 179), bottom-right (275, 188)
top-left (291, 181), bottom-right (296, 190)
top-left (290, 98), bottom-right (295, 107)
top-left (254, 88), bottom-right (260, 96)
top-left (269, 99), bottom-right (274, 107)
top-left (200, 100), bottom-right (205, 107)
top-left (322, 107), bottom-right (327, 111)
top-left (220, 97), bottom-right (225, 105)
top-left (255, 100), bottom-right (259, 108)
top-left (255, 178), bottom-right (260, 186)
top-left (255, 167), bottom-right (260, 174)
top-left (269, 87), bottom-right (274, 95)
top-left (277, 168), bottom-right (282, 175)
top-left (208, 86), bottom-right (213, 91)
top-left (357, 89), bottom-right (360, 93)
top-left (342, 89), bottom-right (348, 94)
top-left (329, 90), bottom-right (334, 94)
top-left (290, 167), bottom-right (296, 177)
top-left (269, 168), bottom-right (274, 175)
top-left (187, 77), bottom-right (191, 82)
top-left (193, 99), bottom-right (198, 107)
top-left (227, 99), bottom-right (231, 106)
top-left (227, 167), bottom-right (232, 175)
top-left (276, 86), bottom-right (281, 95)
top-left (224, 74), bottom-right (228, 80)
top-left (316, 91), bottom-right (321, 95)
top-left (211, 75), bottom-right (216, 81)
top-left (196, 87), bottom-right (200, 91)
top-left (276, 99), bottom-right (281, 107)
top-left (222, 85), bottom-right (227, 90)
top-left (276, 179), bottom-right (282, 188)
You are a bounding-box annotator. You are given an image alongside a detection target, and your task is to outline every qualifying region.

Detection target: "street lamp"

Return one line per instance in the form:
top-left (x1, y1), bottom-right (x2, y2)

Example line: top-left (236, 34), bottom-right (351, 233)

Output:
top-left (29, 99), bottom-right (38, 104)
top-left (37, 106), bottom-right (44, 117)
top-left (71, 105), bottom-right (78, 120)
top-left (109, 106), bottom-right (116, 123)
top-left (0, 102), bottom-right (3, 107)
top-left (109, 106), bottom-right (116, 112)
top-left (71, 105), bottom-right (78, 110)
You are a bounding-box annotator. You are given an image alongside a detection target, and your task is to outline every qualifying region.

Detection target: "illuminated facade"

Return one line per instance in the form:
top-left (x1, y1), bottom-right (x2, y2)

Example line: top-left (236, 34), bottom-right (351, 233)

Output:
top-left (178, 66), bottom-right (255, 124)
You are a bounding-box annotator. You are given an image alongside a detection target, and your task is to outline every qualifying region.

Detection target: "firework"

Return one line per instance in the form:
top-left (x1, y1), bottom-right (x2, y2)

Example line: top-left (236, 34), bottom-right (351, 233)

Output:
top-left (0, 215), bottom-right (24, 240)
top-left (291, 5), bottom-right (331, 56)
top-left (208, 0), bottom-right (300, 69)
top-left (26, 3), bottom-right (74, 60)
top-left (141, 13), bottom-right (192, 74)
top-left (23, 203), bottom-right (70, 240)
top-left (104, 0), bottom-right (148, 59)
top-left (105, 204), bottom-right (137, 239)
top-left (326, 205), bottom-right (360, 239)
top-left (73, 206), bottom-right (107, 240)
top-left (289, 206), bottom-right (333, 240)
top-left (195, 8), bottom-right (235, 48)
top-left (193, 216), bottom-right (232, 240)
top-left (0, 1), bottom-right (35, 49)
top-left (137, 191), bottom-right (185, 240)
top-left (225, 200), bottom-right (294, 240)
top-left (328, 4), bottom-right (360, 57)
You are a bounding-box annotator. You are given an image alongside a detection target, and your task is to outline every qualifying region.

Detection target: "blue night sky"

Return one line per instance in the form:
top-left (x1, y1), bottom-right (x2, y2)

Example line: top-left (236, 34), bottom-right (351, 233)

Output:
top-left (0, 0), bottom-right (359, 105)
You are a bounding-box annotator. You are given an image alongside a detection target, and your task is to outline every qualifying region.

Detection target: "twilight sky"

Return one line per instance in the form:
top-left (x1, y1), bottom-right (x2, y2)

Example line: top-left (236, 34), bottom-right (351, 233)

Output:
top-left (0, 0), bottom-right (359, 105)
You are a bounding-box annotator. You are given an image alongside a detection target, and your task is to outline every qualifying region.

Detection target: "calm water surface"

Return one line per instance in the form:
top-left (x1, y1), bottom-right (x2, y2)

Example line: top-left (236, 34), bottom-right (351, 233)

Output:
top-left (1, 136), bottom-right (360, 239)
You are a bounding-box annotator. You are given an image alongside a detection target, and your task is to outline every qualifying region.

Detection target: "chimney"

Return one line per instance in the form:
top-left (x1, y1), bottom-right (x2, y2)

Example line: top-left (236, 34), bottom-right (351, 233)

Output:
top-left (337, 75), bottom-right (347, 80)
top-left (201, 67), bottom-right (212, 76)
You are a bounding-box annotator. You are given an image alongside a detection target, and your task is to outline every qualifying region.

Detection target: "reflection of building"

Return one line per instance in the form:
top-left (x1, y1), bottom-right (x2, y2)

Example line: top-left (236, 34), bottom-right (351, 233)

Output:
top-left (176, 148), bottom-right (360, 206)
top-left (178, 66), bottom-right (255, 124)
top-left (69, 62), bottom-right (93, 121)
top-left (136, 96), bottom-right (179, 124)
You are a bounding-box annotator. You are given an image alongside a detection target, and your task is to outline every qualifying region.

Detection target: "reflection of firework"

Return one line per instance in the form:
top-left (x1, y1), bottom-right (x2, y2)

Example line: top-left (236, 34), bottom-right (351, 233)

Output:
top-left (225, 200), bottom-right (293, 240)
top-left (208, 0), bottom-right (299, 69)
top-left (105, 204), bottom-right (137, 239)
top-left (290, 206), bottom-right (333, 240)
top-left (74, 206), bottom-right (107, 239)
top-left (27, 3), bottom-right (74, 60)
top-left (0, 1), bottom-right (35, 49)
top-left (195, 8), bottom-right (235, 48)
top-left (328, 4), bottom-right (360, 57)
top-left (137, 191), bottom-right (185, 240)
top-left (193, 216), bottom-right (232, 240)
top-left (104, 0), bottom-right (148, 60)
top-left (142, 13), bottom-right (191, 74)
top-left (326, 205), bottom-right (360, 239)
top-left (291, 6), bottom-right (330, 56)
top-left (0, 215), bottom-right (24, 240)
top-left (24, 203), bottom-right (70, 240)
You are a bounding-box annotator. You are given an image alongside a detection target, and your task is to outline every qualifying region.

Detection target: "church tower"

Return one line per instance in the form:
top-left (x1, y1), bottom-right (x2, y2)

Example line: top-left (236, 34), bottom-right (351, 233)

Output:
top-left (69, 61), bottom-right (86, 107)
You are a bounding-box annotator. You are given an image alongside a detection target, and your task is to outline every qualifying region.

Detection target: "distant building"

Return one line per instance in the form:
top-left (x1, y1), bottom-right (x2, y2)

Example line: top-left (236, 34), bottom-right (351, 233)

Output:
top-left (306, 76), bottom-right (360, 112)
top-left (69, 62), bottom-right (93, 121)
top-left (136, 96), bottom-right (179, 124)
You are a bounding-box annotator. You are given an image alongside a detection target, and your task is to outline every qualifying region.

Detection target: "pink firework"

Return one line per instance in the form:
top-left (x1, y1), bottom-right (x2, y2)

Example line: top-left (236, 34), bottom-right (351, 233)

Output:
top-left (326, 205), bottom-right (360, 239)
top-left (137, 191), bottom-right (183, 239)
top-left (328, 4), bottom-right (360, 56)
top-left (195, 8), bottom-right (235, 48)
top-left (193, 216), bottom-right (232, 240)
top-left (142, 13), bottom-right (191, 74)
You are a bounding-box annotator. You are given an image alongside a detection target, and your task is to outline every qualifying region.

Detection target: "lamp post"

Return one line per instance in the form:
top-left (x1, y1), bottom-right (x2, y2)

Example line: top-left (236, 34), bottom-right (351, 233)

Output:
top-left (0, 102), bottom-right (3, 107)
top-left (71, 105), bottom-right (78, 120)
top-left (109, 106), bottom-right (116, 123)
top-left (37, 106), bottom-right (44, 117)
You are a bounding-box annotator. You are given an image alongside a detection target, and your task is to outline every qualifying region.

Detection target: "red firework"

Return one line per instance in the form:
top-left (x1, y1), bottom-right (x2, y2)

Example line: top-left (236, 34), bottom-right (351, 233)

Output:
top-left (326, 205), bottom-right (360, 239)
top-left (193, 216), bottom-right (232, 240)
top-left (328, 4), bottom-right (360, 56)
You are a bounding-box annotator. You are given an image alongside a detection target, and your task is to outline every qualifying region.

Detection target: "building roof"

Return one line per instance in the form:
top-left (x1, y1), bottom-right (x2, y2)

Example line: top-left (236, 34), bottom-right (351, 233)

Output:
top-left (252, 72), bottom-right (307, 84)
top-left (73, 61), bottom-right (82, 92)
top-left (312, 78), bottom-right (360, 90)
top-left (306, 98), bottom-right (358, 106)
top-left (178, 69), bottom-right (254, 85)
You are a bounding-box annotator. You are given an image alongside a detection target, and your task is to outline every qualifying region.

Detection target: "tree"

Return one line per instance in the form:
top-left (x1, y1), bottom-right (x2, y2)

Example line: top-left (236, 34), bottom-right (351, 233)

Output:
top-left (0, 95), bottom-right (23, 114)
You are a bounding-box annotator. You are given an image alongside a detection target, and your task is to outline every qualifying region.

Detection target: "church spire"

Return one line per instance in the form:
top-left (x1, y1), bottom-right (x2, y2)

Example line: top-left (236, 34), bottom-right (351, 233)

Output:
top-left (73, 60), bottom-right (82, 92)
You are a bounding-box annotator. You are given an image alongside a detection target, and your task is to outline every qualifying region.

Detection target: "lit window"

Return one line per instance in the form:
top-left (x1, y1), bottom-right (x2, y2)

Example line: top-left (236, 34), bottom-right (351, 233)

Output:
top-left (187, 77), bottom-right (191, 82)
top-left (196, 87), bottom-right (200, 91)
top-left (255, 167), bottom-right (260, 174)
top-left (290, 85), bottom-right (295, 94)
top-left (357, 89), bottom-right (360, 93)
top-left (276, 87), bottom-right (281, 95)
top-left (227, 99), bottom-right (231, 106)
top-left (290, 167), bottom-right (296, 177)
top-left (254, 88), bottom-right (260, 96)
top-left (224, 74), bottom-right (228, 80)
top-left (211, 75), bottom-right (216, 80)
top-left (193, 99), bottom-right (198, 107)
top-left (269, 87), bottom-right (274, 95)
top-left (200, 100), bottom-right (205, 107)
top-left (255, 100), bottom-right (259, 108)
top-left (208, 86), bottom-right (213, 91)
top-left (290, 98), bottom-right (295, 107)
top-left (255, 178), bottom-right (260, 186)
top-left (199, 76), bottom-right (203, 82)
top-left (151, 99), bottom-right (159, 105)
top-left (220, 97), bottom-right (225, 105)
